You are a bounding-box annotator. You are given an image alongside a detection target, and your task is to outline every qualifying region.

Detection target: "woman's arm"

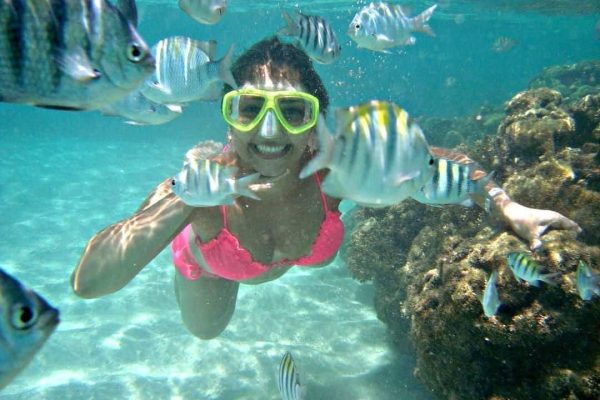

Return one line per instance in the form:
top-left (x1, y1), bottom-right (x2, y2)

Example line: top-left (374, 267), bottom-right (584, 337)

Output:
top-left (429, 147), bottom-right (581, 250)
top-left (71, 178), bottom-right (196, 298)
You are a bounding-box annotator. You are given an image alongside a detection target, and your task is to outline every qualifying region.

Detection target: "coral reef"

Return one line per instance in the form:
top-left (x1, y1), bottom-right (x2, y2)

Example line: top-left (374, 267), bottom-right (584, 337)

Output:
top-left (344, 61), bottom-right (600, 399)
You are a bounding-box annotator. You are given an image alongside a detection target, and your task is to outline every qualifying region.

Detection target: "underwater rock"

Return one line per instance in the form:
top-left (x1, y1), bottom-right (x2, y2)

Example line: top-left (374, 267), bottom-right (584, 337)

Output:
top-left (345, 62), bottom-right (600, 399)
top-left (529, 61), bottom-right (600, 104)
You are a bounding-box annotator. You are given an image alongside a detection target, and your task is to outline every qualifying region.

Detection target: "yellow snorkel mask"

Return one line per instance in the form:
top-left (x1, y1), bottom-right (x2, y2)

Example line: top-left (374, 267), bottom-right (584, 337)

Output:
top-left (222, 88), bottom-right (319, 134)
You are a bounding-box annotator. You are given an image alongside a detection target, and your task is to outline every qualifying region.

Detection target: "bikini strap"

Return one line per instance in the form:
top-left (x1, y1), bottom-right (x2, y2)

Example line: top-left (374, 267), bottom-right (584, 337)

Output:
top-left (220, 205), bottom-right (229, 228)
top-left (313, 173), bottom-right (329, 213)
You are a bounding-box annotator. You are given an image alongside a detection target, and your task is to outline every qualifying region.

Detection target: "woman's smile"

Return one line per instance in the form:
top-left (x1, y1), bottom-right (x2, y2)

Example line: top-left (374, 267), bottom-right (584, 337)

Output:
top-left (251, 143), bottom-right (292, 159)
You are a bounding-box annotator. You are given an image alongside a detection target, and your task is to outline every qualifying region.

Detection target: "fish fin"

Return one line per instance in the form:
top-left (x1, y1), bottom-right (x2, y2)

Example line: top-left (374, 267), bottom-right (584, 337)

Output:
top-left (148, 80), bottom-right (173, 94)
top-left (217, 44), bottom-right (237, 89)
top-left (124, 120), bottom-right (147, 126)
top-left (58, 48), bottom-right (101, 82)
top-left (35, 104), bottom-right (85, 111)
top-left (460, 198), bottom-right (474, 207)
top-left (321, 175), bottom-right (348, 199)
top-left (392, 171), bottom-right (420, 187)
top-left (541, 272), bottom-right (561, 286)
top-left (299, 115), bottom-right (333, 179)
top-left (413, 4), bottom-right (437, 36)
top-left (115, 0), bottom-right (138, 27)
top-left (165, 104), bottom-right (183, 113)
top-left (196, 40), bottom-right (217, 60)
top-left (233, 172), bottom-right (265, 200)
top-left (277, 8), bottom-right (299, 36)
top-left (425, 203), bottom-right (444, 208)
top-left (375, 34), bottom-right (395, 45)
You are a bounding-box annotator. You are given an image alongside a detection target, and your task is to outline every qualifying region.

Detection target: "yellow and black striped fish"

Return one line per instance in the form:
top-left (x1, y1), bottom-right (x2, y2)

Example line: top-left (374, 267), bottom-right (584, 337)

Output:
top-left (278, 351), bottom-right (305, 400)
top-left (0, 0), bottom-right (154, 110)
top-left (278, 9), bottom-right (341, 64)
top-left (411, 158), bottom-right (493, 206)
top-left (300, 100), bottom-right (435, 207)
top-left (506, 252), bottom-right (560, 287)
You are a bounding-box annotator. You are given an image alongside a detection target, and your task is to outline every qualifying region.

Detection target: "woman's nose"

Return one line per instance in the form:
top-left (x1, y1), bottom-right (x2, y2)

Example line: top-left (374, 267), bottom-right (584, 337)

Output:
top-left (258, 110), bottom-right (281, 139)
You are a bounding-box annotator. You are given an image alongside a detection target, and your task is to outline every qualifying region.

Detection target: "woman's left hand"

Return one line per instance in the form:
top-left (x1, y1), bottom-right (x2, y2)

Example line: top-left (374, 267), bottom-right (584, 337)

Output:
top-left (500, 200), bottom-right (582, 250)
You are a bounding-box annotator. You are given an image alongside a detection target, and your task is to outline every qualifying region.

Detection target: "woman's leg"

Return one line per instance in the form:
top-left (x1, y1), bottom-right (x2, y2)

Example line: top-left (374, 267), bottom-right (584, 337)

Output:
top-left (174, 273), bottom-right (239, 339)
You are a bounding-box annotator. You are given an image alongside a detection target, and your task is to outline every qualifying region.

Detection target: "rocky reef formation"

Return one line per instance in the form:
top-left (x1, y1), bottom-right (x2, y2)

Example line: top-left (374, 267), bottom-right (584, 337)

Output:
top-left (344, 61), bottom-right (600, 399)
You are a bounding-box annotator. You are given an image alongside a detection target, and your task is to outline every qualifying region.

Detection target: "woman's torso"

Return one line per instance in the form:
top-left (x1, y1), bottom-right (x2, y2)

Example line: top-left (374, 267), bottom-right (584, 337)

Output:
top-left (188, 172), bottom-right (340, 284)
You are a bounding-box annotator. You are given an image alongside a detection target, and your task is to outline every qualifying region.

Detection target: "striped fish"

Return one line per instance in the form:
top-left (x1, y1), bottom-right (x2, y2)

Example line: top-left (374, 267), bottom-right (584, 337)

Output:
top-left (0, 0), bottom-right (154, 110)
top-left (300, 101), bottom-right (435, 207)
top-left (506, 252), bottom-right (561, 287)
top-left (171, 158), bottom-right (263, 206)
top-left (278, 10), bottom-right (341, 64)
top-left (0, 268), bottom-right (60, 390)
top-left (348, 2), bottom-right (437, 52)
top-left (576, 260), bottom-right (600, 301)
top-left (411, 158), bottom-right (493, 207)
top-left (140, 36), bottom-right (236, 105)
top-left (278, 351), bottom-right (306, 400)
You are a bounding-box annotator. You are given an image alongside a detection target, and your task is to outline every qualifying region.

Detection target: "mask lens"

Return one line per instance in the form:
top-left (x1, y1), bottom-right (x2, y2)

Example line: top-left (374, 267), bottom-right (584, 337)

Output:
top-left (232, 94), bottom-right (265, 125)
top-left (277, 96), bottom-right (312, 127)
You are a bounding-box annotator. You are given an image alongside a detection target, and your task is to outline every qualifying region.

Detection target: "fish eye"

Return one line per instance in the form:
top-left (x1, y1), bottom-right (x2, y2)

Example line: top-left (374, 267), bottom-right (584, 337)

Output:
top-left (429, 158), bottom-right (434, 165)
top-left (355, 24), bottom-right (361, 29)
top-left (127, 42), bottom-right (145, 62)
top-left (171, 179), bottom-right (176, 186)
top-left (11, 303), bottom-right (37, 330)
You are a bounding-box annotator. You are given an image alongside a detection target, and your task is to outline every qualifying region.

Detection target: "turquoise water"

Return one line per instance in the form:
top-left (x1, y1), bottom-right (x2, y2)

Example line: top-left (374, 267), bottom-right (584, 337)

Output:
top-left (0, 1), bottom-right (598, 399)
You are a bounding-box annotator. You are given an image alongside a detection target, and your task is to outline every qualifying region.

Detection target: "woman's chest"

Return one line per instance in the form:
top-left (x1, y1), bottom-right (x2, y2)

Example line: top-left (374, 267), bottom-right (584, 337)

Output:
top-left (229, 194), bottom-right (325, 264)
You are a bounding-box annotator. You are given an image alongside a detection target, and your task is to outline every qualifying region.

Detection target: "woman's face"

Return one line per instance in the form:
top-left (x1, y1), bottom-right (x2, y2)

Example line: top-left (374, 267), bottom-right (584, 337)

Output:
top-left (229, 70), bottom-right (315, 178)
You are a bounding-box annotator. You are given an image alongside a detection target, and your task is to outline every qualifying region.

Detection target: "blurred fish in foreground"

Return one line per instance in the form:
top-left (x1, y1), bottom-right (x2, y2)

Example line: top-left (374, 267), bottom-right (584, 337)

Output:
top-left (172, 157), bottom-right (263, 206)
top-left (301, 101), bottom-right (435, 207)
top-left (141, 37), bottom-right (236, 105)
top-left (347, 2), bottom-right (437, 52)
top-left (100, 89), bottom-right (183, 125)
top-left (491, 36), bottom-right (519, 53)
top-left (179, 0), bottom-right (227, 25)
top-left (411, 156), bottom-right (493, 207)
top-left (278, 351), bottom-right (305, 400)
top-left (0, 268), bottom-right (60, 390)
top-left (480, 270), bottom-right (502, 318)
top-left (576, 260), bottom-right (600, 301)
top-left (0, 0), bottom-right (154, 110)
top-left (278, 9), bottom-right (341, 64)
top-left (506, 252), bottom-right (560, 287)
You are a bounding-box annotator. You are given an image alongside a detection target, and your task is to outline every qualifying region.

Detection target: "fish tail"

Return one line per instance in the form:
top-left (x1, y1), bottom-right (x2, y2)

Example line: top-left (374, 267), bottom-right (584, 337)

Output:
top-left (234, 172), bottom-right (262, 200)
top-left (218, 44), bottom-right (237, 89)
top-left (299, 115), bottom-right (333, 179)
top-left (541, 272), bottom-right (561, 286)
top-left (413, 4), bottom-right (437, 36)
top-left (277, 8), bottom-right (299, 36)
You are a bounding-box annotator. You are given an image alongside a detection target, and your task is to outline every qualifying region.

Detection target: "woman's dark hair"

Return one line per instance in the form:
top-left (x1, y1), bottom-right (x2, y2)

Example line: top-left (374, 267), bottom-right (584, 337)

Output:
top-left (223, 37), bottom-right (329, 114)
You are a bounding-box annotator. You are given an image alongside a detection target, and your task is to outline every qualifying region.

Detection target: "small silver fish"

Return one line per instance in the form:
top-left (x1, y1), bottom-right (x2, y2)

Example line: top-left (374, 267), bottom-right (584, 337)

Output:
top-left (172, 159), bottom-right (263, 206)
top-left (278, 351), bottom-right (306, 400)
top-left (300, 101), bottom-right (435, 207)
top-left (491, 36), bottom-right (519, 53)
top-left (576, 260), bottom-right (600, 301)
top-left (0, 268), bottom-right (60, 390)
top-left (480, 270), bottom-right (502, 318)
top-left (506, 252), bottom-right (560, 287)
top-left (0, 0), bottom-right (154, 110)
top-left (179, 0), bottom-right (227, 25)
top-left (100, 89), bottom-right (183, 125)
top-left (278, 10), bottom-right (341, 64)
top-left (348, 2), bottom-right (437, 52)
top-left (141, 37), bottom-right (236, 105)
top-left (411, 158), bottom-right (493, 207)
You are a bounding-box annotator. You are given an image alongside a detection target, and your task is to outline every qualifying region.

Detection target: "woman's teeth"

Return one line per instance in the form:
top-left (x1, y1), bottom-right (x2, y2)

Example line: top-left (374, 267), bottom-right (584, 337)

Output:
top-left (255, 144), bottom-right (286, 154)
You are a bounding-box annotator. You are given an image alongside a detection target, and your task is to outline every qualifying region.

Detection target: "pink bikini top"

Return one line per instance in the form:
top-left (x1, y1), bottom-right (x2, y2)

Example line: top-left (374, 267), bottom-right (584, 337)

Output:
top-left (196, 174), bottom-right (344, 281)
